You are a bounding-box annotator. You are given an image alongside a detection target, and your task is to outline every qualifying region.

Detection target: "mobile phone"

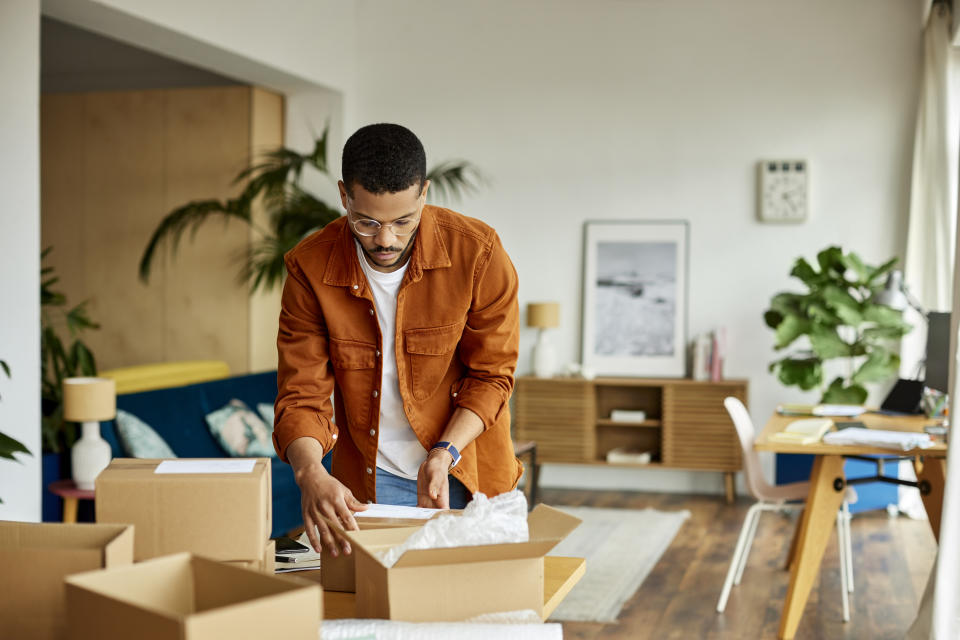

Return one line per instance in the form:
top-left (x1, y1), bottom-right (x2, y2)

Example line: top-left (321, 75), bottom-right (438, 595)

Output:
top-left (834, 421), bottom-right (866, 431)
top-left (273, 536), bottom-right (309, 555)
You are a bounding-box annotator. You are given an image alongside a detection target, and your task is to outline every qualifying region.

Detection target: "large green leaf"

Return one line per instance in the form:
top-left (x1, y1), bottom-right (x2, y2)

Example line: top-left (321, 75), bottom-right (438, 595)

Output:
top-left (821, 377), bottom-right (868, 405)
top-left (807, 302), bottom-right (841, 326)
top-left (862, 325), bottom-right (911, 341)
top-left (851, 349), bottom-right (900, 385)
top-left (773, 357), bottom-right (822, 391)
top-left (789, 258), bottom-right (819, 287)
top-left (863, 305), bottom-right (908, 327)
top-left (841, 252), bottom-right (870, 285)
top-left (868, 257), bottom-right (899, 286)
top-left (0, 430), bottom-right (30, 461)
top-left (816, 246), bottom-right (845, 277)
top-left (809, 325), bottom-right (851, 359)
top-left (774, 314), bottom-right (810, 349)
top-left (822, 285), bottom-right (862, 326)
top-left (764, 310), bottom-right (783, 329)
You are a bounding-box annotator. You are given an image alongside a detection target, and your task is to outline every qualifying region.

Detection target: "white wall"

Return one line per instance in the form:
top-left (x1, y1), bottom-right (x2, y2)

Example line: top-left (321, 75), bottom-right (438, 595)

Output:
top-left (0, 0), bottom-right (42, 521)
top-left (353, 0), bottom-right (923, 491)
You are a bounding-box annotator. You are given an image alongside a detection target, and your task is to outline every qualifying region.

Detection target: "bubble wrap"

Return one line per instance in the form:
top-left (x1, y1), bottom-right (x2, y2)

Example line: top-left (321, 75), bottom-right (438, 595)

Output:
top-left (377, 490), bottom-right (529, 567)
top-left (320, 611), bottom-right (561, 640)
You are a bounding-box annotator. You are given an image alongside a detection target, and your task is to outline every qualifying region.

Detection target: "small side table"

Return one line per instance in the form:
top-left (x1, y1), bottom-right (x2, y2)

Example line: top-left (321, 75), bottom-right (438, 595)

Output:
top-left (48, 479), bottom-right (95, 523)
top-left (513, 440), bottom-right (540, 509)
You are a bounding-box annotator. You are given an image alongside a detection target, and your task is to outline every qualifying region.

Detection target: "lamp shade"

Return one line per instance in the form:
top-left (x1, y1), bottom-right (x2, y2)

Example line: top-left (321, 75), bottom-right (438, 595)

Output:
top-left (527, 302), bottom-right (560, 329)
top-left (874, 270), bottom-right (908, 311)
top-left (63, 377), bottom-right (116, 422)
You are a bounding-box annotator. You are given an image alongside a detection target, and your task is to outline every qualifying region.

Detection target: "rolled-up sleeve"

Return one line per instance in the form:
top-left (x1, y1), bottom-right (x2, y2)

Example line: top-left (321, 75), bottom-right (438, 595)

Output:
top-left (273, 256), bottom-right (337, 461)
top-left (454, 232), bottom-right (519, 429)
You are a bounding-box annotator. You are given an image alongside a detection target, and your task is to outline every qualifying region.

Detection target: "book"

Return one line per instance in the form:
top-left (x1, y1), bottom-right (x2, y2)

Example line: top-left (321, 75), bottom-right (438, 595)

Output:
top-left (769, 418), bottom-right (835, 445)
top-left (609, 409), bottom-right (647, 423)
top-left (605, 447), bottom-right (652, 464)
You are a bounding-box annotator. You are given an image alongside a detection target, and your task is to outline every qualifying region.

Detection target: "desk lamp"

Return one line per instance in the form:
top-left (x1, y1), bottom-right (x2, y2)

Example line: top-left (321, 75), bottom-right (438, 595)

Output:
top-left (527, 302), bottom-right (560, 378)
top-left (63, 377), bottom-right (115, 490)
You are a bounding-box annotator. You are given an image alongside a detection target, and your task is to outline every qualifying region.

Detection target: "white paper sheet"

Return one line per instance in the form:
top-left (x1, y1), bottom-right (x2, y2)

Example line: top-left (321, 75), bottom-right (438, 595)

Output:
top-left (154, 459), bottom-right (257, 474)
top-left (356, 503), bottom-right (441, 519)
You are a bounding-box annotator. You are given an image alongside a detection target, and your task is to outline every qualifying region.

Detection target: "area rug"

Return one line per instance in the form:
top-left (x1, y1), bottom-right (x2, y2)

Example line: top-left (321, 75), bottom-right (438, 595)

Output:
top-left (547, 506), bottom-right (690, 623)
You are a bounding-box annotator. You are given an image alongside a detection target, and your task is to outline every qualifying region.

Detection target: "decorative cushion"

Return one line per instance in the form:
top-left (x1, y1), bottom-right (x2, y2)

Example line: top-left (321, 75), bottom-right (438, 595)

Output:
top-left (205, 399), bottom-right (277, 457)
top-left (115, 409), bottom-right (177, 458)
top-left (257, 402), bottom-right (274, 429)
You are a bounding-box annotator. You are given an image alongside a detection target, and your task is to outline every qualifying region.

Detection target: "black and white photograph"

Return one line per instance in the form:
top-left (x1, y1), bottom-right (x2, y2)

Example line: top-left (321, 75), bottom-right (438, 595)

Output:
top-left (582, 221), bottom-right (688, 376)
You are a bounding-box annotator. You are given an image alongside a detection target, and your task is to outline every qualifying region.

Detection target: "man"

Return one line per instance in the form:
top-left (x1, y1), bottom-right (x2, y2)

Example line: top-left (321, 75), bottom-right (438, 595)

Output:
top-left (273, 123), bottom-right (522, 555)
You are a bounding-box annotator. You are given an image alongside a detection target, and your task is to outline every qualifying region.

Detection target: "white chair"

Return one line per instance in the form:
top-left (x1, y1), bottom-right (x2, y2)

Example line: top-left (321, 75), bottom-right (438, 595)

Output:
top-left (716, 397), bottom-right (854, 621)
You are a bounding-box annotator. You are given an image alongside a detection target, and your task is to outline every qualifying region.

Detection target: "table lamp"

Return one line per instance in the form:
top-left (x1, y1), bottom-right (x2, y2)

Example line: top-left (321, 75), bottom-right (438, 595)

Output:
top-left (527, 302), bottom-right (560, 378)
top-left (63, 377), bottom-right (116, 490)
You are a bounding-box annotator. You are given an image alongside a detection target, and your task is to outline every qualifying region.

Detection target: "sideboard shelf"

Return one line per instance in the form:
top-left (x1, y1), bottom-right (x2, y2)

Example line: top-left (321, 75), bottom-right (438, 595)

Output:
top-left (514, 376), bottom-right (748, 503)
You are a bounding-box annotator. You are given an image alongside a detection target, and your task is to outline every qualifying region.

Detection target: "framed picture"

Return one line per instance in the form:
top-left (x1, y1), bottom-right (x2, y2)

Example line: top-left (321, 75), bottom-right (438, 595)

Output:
top-left (581, 221), bottom-right (689, 377)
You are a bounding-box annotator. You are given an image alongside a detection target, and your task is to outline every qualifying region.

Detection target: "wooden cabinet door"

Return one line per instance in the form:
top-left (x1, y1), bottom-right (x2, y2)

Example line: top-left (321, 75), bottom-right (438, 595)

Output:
top-left (662, 383), bottom-right (744, 470)
top-left (514, 378), bottom-right (594, 462)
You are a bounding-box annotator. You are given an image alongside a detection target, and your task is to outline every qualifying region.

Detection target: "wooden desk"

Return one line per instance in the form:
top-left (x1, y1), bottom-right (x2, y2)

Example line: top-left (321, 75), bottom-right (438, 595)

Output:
top-left (755, 412), bottom-right (947, 639)
top-left (322, 556), bottom-right (586, 620)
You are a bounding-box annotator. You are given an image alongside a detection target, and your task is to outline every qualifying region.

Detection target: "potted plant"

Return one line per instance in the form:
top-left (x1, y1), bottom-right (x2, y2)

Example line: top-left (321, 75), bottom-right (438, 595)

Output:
top-left (0, 359), bottom-right (32, 503)
top-left (138, 126), bottom-right (483, 292)
top-left (764, 246), bottom-right (911, 404)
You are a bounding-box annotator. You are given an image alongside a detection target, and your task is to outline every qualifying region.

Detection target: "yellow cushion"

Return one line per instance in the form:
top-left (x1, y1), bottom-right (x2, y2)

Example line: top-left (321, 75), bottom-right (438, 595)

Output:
top-left (99, 361), bottom-right (231, 395)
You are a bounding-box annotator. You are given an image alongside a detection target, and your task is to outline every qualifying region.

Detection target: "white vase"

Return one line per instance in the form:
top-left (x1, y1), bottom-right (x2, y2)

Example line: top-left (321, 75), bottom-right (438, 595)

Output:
top-left (71, 421), bottom-right (112, 490)
top-left (533, 329), bottom-right (557, 378)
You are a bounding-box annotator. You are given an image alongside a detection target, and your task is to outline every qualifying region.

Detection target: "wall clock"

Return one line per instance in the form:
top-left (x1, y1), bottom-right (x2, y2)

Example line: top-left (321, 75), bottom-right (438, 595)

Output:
top-left (758, 160), bottom-right (808, 223)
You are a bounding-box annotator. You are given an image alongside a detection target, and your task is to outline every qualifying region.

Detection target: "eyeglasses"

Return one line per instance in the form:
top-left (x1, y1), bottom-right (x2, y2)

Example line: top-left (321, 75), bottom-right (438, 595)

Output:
top-left (348, 213), bottom-right (420, 237)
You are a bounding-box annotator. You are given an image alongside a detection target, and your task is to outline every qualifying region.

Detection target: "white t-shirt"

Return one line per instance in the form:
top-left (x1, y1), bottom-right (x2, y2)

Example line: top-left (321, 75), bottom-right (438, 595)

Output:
top-left (355, 241), bottom-right (426, 480)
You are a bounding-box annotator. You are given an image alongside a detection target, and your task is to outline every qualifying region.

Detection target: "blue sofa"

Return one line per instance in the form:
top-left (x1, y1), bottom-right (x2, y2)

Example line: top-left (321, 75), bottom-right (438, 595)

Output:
top-left (100, 370), bottom-right (315, 537)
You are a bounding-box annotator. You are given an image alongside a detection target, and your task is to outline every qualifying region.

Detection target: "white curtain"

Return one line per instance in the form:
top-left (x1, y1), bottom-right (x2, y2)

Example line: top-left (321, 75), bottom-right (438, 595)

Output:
top-left (905, 4), bottom-right (960, 639)
top-left (904, 3), bottom-right (958, 320)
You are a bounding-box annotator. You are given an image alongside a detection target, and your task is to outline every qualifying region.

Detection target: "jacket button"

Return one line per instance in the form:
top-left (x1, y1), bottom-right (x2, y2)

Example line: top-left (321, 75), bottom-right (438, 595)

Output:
top-left (366, 467), bottom-right (373, 474)
top-left (352, 284), bottom-right (359, 290)
top-left (372, 390), bottom-right (379, 398)
top-left (375, 350), bottom-right (381, 357)
top-left (369, 429), bottom-right (376, 436)
top-left (452, 392), bottom-right (458, 397)
top-left (369, 309), bottom-right (375, 315)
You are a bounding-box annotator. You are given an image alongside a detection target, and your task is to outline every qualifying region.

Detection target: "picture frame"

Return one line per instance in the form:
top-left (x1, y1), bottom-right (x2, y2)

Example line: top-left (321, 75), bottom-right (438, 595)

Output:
top-left (581, 220), bottom-right (689, 377)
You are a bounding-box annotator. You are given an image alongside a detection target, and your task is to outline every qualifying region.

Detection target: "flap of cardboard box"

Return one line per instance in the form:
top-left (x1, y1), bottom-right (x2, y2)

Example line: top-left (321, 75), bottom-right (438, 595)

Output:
top-left (332, 503), bottom-right (582, 569)
top-left (66, 553), bottom-right (318, 616)
top-left (0, 521), bottom-right (133, 551)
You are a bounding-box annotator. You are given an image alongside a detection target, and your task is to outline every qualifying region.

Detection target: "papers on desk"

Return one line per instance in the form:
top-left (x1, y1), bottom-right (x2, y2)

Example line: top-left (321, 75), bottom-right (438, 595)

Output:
top-left (776, 404), bottom-right (866, 417)
top-left (822, 427), bottom-right (935, 451)
top-left (769, 418), bottom-right (834, 445)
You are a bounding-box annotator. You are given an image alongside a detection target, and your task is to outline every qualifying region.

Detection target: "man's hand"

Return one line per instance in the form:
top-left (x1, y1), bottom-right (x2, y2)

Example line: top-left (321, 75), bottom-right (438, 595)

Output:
top-left (287, 437), bottom-right (367, 556)
top-left (417, 449), bottom-right (452, 508)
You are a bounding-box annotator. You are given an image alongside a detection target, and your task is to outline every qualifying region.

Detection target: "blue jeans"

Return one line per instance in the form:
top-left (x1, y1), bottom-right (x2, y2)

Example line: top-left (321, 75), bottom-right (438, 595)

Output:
top-left (375, 466), bottom-right (470, 509)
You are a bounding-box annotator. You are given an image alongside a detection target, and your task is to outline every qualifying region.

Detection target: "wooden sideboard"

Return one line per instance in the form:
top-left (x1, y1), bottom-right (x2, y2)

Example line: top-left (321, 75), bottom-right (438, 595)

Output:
top-left (513, 376), bottom-right (748, 502)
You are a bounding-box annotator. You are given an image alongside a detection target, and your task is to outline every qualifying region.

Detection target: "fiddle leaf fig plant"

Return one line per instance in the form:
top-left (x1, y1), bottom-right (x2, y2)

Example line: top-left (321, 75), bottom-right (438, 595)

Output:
top-left (764, 246), bottom-right (911, 404)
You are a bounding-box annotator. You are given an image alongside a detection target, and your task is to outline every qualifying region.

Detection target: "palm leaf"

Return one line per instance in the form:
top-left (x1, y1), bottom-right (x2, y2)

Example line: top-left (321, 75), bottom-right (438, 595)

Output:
top-left (426, 160), bottom-right (485, 204)
top-left (0, 431), bottom-right (31, 461)
top-left (139, 198), bottom-right (253, 283)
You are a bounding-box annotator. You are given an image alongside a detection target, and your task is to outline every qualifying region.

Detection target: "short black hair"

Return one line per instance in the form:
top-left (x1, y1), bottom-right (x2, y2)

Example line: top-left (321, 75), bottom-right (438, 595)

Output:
top-left (341, 123), bottom-right (426, 196)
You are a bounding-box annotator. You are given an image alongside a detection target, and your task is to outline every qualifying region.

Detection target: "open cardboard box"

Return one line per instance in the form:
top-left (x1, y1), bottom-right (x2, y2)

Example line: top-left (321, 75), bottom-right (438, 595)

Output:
top-left (96, 458), bottom-right (271, 562)
top-left (314, 514), bottom-right (441, 592)
top-left (65, 553), bottom-right (322, 640)
top-left (0, 521), bottom-right (133, 640)
top-left (330, 504), bottom-right (581, 621)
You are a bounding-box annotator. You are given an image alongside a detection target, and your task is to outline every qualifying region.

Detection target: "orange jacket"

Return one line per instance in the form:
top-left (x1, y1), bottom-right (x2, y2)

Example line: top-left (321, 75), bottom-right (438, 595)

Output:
top-left (273, 206), bottom-right (522, 502)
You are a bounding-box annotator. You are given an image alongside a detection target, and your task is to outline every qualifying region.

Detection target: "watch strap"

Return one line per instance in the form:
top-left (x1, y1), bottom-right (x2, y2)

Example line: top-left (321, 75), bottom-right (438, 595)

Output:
top-left (430, 441), bottom-right (461, 469)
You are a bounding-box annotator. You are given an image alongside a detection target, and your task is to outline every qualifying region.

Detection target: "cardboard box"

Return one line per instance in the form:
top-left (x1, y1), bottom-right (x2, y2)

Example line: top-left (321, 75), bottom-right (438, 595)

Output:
top-left (224, 539), bottom-right (275, 574)
top-left (338, 504), bottom-right (581, 621)
top-left (96, 458), bottom-right (271, 562)
top-left (65, 553), bottom-right (321, 640)
top-left (319, 516), bottom-right (433, 592)
top-left (0, 521), bottom-right (133, 640)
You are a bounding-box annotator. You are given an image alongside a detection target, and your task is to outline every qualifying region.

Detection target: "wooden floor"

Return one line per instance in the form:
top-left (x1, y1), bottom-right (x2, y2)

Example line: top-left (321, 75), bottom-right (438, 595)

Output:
top-left (542, 488), bottom-right (937, 640)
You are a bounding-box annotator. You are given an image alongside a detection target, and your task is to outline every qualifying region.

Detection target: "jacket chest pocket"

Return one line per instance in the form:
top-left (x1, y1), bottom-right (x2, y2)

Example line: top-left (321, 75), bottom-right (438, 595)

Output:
top-left (404, 322), bottom-right (463, 401)
top-left (329, 337), bottom-right (376, 427)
